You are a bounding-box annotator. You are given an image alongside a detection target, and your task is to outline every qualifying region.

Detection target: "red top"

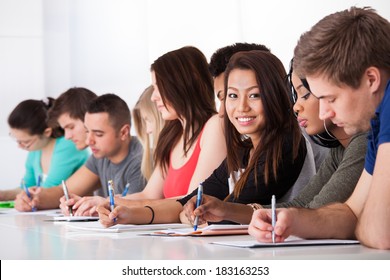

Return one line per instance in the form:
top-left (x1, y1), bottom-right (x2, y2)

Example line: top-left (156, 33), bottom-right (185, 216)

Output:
top-left (163, 130), bottom-right (204, 198)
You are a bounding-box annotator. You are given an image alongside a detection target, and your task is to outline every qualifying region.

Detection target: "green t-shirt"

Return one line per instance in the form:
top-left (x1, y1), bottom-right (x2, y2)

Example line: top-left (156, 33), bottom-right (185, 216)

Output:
top-left (23, 137), bottom-right (89, 188)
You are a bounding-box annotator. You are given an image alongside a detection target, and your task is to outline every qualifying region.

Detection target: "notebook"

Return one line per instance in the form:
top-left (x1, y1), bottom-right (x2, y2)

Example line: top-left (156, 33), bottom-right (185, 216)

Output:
top-left (48, 216), bottom-right (100, 222)
top-left (211, 236), bottom-right (360, 248)
top-left (150, 224), bottom-right (249, 236)
top-left (66, 221), bottom-right (189, 233)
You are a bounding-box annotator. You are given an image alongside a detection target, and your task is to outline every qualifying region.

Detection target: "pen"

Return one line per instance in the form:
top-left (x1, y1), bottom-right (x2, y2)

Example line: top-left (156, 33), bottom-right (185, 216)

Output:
top-left (121, 182), bottom-right (130, 196)
top-left (271, 194), bottom-right (276, 243)
top-left (193, 183), bottom-right (203, 231)
top-left (21, 179), bottom-right (37, 212)
top-left (36, 174), bottom-right (42, 187)
top-left (108, 180), bottom-right (117, 222)
top-left (61, 180), bottom-right (73, 216)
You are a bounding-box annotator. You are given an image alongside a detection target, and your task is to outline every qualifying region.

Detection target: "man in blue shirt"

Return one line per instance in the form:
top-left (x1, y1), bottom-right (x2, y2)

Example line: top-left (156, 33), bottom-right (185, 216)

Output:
top-left (248, 6), bottom-right (390, 249)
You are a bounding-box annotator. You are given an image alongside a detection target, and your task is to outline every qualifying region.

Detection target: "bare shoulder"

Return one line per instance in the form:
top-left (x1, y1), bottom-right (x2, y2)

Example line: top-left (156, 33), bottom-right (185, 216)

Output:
top-left (200, 115), bottom-right (225, 147)
top-left (202, 114), bottom-right (224, 133)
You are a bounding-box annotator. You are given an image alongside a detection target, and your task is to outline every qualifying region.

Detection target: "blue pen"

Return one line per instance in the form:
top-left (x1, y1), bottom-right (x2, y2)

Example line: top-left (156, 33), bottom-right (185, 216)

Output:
top-left (121, 182), bottom-right (130, 196)
top-left (36, 174), bottom-right (42, 187)
top-left (107, 180), bottom-right (117, 222)
top-left (21, 179), bottom-right (37, 212)
top-left (193, 183), bottom-right (203, 231)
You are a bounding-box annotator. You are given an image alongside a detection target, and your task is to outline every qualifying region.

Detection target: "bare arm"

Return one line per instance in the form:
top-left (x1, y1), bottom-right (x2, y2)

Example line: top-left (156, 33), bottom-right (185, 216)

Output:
top-left (120, 115), bottom-right (226, 202)
top-left (120, 165), bottom-right (166, 200)
top-left (282, 171), bottom-right (370, 240)
top-left (249, 171), bottom-right (371, 242)
top-left (15, 165), bottom-right (100, 211)
top-left (57, 166), bottom-right (102, 215)
top-left (356, 143), bottom-right (390, 249)
top-left (249, 166), bottom-right (375, 243)
top-left (66, 165), bottom-right (100, 196)
top-left (97, 199), bottom-right (183, 227)
top-left (181, 194), bottom-right (254, 225)
top-left (186, 115), bottom-right (226, 194)
top-left (0, 188), bottom-right (22, 201)
top-left (249, 202), bottom-right (358, 243)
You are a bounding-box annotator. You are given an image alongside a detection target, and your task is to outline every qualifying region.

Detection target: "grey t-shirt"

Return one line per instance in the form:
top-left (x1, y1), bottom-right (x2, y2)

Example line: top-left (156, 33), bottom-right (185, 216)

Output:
top-left (85, 136), bottom-right (145, 197)
top-left (264, 132), bottom-right (367, 209)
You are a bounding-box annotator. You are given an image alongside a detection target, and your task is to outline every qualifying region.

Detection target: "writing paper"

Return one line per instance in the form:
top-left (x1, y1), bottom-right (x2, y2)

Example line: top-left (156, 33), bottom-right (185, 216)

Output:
top-left (66, 221), bottom-right (189, 232)
top-left (211, 236), bottom-right (359, 248)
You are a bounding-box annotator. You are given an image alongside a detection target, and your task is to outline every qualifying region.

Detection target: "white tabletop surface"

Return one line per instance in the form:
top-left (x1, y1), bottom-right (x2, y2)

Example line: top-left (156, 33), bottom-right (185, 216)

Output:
top-left (0, 210), bottom-right (389, 260)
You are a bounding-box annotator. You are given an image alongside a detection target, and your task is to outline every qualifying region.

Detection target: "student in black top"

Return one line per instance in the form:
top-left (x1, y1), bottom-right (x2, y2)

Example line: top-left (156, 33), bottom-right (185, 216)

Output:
top-left (180, 51), bottom-right (306, 225)
top-left (96, 50), bottom-right (306, 226)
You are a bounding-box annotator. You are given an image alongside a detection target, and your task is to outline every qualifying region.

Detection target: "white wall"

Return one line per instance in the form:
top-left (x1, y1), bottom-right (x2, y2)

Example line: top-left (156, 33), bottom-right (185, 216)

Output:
top-left (1, 0), bottom-right (389, 188)
top-left (0, 0), bottom-right (44, 188)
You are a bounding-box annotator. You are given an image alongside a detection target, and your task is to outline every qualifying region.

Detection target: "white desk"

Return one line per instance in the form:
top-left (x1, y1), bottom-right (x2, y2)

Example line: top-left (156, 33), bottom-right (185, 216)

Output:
top-left (0, 211), bottom-right (389, 260)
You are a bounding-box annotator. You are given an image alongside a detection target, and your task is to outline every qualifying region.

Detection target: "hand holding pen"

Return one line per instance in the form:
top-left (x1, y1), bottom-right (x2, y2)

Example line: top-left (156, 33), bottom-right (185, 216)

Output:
top-left (21, 179), bottom-right (37, 212)
top-left (107, 180), bottom-right (117, 222)
top-left (193, 183), bottom-right (203, 231)
top-left (61, 180), bottom-right (73, 216)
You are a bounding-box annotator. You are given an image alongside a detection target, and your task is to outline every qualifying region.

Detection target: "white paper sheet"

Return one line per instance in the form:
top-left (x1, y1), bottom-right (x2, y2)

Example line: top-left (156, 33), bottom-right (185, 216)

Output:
top-left (211, 236), bottom-right (360, 248)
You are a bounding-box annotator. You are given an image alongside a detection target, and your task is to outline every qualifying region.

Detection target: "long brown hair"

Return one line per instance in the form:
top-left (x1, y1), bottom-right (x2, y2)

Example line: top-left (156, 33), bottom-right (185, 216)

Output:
top-left (151, 46), bottom-right (216, 174)
top-left (224, 51), bottom-right (302, 199)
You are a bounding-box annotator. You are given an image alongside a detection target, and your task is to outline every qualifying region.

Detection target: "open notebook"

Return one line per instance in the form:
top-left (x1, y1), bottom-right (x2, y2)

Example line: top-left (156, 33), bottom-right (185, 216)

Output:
top-left (150, 224), bottom-right (249, 236)
top-left (66, 221), bottom-right (189, 233)
top-left (212, 236), bottom-right (360, 248)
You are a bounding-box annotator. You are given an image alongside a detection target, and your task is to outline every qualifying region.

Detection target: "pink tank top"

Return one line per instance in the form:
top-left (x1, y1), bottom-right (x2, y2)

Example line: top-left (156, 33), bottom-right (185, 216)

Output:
top-left (163, 130), bottom-right (204, 198)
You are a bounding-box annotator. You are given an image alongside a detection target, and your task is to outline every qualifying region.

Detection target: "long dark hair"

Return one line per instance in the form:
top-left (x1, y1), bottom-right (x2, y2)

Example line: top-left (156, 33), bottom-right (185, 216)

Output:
top-left (224, 51), bottom-right (302, 199)
top-left (287, 58), bottom-right (340, 148)
top-left (151, 46), bottom-right (216, 174)
top-left (8, 98), bottom-right (64, 138)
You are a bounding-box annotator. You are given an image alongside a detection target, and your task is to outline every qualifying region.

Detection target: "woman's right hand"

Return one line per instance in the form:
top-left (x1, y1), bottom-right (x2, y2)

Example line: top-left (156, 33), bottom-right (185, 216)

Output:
top-left (96, 204), bottom-right (133, 228)
top-left (182, 194), bottom-right (228, 225)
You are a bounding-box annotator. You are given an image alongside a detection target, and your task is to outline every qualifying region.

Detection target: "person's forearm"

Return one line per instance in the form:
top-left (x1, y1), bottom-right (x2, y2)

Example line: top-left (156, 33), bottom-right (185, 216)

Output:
top-left (356, 211), bottom-right (390, 249)
top-left (130, 200), bottom-right (183, 224)
top-left (116, 197), bottom-right (162, 208)
top-left (116, 197), bottom-right (180, 209)
top-left (37, 186), bottom-right (64, 210)
top-left (124, 189), bottom-right (163, 201)
top-left (225, 202), bottom-right (254, 224)
top-left (356, 194), bottom-right (390, 249)
top-left (0, 188), bottom-right (21, 201)
top-left (290, 203), bottom-right (357, 239)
